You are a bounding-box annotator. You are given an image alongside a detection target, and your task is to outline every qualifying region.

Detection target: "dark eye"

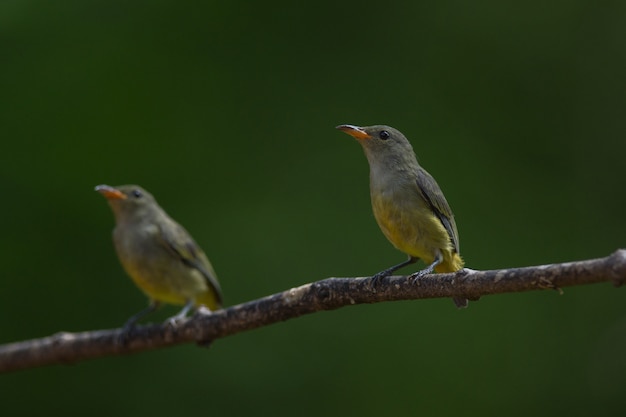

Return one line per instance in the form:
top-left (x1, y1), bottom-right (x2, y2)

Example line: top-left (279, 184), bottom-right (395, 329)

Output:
top-left (379, 130), bottom-right (390, 140)
top-left (132, 189), bottom-right (143, 198)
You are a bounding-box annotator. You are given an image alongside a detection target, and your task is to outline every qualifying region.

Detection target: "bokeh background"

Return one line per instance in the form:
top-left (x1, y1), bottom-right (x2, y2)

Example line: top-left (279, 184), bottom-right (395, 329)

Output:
top-left (1, 1), bottom-right (625, 416)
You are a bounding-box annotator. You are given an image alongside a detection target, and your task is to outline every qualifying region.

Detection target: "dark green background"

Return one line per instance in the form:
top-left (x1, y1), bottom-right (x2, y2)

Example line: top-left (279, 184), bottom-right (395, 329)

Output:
top-left (1, 1), bottom-right (624, 415)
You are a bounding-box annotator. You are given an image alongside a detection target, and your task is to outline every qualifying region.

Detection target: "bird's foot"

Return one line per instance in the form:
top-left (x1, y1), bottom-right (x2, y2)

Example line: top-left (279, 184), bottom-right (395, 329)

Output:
top-left (192, 305), bottom-right (213, 318)
top-left (371, 271), bottom-right (391, 287)
top-left (118, 321), bottom-right (138, 346)
top-left (165, 300), bottom-right (195, 327)
top-left (409, 267), bottom-right (435, 283)
top-left (164, 312), bottom-right (187, 328)
top-left (118, 301), bottom-right (161, 345)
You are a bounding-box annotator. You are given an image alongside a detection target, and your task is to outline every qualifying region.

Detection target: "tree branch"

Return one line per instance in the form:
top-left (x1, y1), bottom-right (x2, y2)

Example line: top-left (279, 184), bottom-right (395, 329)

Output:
top-left (1, 250), bottom-right (624, 373)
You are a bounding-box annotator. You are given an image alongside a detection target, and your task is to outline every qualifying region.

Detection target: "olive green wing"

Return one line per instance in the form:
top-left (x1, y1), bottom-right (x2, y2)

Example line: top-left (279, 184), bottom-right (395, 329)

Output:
top-left (157, 219), bottom-right (223, 304)
top-left (415, 167), bottom-right (460, 254)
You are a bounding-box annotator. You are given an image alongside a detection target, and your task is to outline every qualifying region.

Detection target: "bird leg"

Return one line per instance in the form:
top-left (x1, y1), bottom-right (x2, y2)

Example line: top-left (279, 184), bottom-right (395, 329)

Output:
top-left (372, 257), bottom-right (418, 286)
top-left (409, 253), bottom-right (442, 283)
top-left (118, 300), bottom-right (161, 345)
top-left (123, 300), bottom-right (161, 331)
top-left (165, 299), bottom-right (194, 327)
top-left (408, 254), bottom-right (469, 308)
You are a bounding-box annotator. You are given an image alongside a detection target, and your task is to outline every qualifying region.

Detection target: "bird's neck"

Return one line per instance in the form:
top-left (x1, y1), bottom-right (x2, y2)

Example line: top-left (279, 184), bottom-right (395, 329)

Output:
top-left (365, 151), bottom-right (419, 193)
top-left (112, 205), bottom-right (158, 228)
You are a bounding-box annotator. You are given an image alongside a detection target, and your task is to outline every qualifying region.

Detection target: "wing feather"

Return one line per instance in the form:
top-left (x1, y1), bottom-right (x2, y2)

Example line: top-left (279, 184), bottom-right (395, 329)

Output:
top-left (415, 167), bottom-right (460, 254)
top-left (157, 219), bottom-right (223, 303)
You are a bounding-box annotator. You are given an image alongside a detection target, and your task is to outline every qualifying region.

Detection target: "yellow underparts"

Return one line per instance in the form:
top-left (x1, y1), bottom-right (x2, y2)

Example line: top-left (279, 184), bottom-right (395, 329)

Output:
top-left (372, 195), bottom-right (464, 273)
top-left (122, 263), bottom-right (221, 311)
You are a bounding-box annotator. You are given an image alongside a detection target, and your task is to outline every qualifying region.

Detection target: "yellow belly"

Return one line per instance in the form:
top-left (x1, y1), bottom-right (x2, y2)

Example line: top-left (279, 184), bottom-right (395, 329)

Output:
top-left (120, 257), bottom-right (221, 311)
top-left (371, 193), bottom-right (464, 272)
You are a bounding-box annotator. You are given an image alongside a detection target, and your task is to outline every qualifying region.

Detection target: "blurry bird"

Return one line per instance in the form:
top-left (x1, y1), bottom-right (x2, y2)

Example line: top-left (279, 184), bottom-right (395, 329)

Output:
top-left (96, 184), bottom-right (223, 328)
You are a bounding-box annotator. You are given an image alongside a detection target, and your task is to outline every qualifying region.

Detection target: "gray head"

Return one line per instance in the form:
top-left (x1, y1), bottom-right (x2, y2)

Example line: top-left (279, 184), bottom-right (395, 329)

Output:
top-left (95, 184), bottom-right (162, 223)
top-left (336, 124), bottom-right (420, 172)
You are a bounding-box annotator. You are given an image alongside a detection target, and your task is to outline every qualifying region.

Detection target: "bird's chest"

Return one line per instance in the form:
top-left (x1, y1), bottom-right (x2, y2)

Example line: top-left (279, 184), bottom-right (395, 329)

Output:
top-left (369, 185), bottom-right (440, 257)
top-left (113, 223), bottom-right (165, 274)
top-left (371, 188), bottom-right (426, 231)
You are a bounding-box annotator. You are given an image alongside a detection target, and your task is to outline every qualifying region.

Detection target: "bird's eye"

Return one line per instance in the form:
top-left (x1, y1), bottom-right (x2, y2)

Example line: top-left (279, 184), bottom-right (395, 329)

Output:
top-left (379, 130), bottom-right (390, 140)
top-left (132, 189), bottom-right (143, 198)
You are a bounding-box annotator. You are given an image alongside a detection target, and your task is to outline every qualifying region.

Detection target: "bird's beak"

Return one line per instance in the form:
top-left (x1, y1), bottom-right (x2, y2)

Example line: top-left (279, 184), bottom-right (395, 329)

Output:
top-left (95, 184), bottom-right (127, 200)
top-left (336, 124), bottom-right (371, 140)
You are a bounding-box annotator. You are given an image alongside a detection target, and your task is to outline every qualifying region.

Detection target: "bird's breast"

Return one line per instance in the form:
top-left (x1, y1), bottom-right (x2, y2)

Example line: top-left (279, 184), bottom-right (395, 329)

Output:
top-left (370, 185), bottom-right (452, 261)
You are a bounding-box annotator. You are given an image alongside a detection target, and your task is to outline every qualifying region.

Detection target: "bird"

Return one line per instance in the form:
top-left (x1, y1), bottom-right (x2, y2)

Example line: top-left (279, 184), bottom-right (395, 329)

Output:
top-left (336, 124), bottom-right (467, 308)
top-left (95, 184), bottom-right (223, 329)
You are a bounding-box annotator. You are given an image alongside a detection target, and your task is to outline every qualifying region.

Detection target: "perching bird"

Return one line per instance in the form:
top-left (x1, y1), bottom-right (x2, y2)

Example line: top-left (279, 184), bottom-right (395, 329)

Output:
top-left (336, 125), bottom-right (467, 308)
top-left (96, 184), bottom-right (223, 328)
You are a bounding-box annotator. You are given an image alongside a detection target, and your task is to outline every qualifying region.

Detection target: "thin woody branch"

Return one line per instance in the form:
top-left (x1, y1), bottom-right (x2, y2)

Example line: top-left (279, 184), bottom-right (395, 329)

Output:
top-left (1, 250), bottom-right (624, 374)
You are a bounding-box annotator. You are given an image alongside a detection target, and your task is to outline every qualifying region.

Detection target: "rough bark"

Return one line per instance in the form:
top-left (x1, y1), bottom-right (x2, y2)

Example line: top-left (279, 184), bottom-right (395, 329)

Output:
top-left (1, 250), bottom-right (624, 373)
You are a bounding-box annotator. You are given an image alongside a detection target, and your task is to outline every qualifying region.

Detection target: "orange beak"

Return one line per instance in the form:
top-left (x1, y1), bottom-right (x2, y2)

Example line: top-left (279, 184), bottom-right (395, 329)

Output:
top-left (95, 184), bottom-right (127, 200)
top-left (336, 124), bottom-right (371, 140)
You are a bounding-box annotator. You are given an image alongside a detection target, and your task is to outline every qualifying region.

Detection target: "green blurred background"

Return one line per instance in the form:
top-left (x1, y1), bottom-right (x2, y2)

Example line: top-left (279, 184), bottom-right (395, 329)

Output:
top-left (1, 0), bottom-right (625, 415)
